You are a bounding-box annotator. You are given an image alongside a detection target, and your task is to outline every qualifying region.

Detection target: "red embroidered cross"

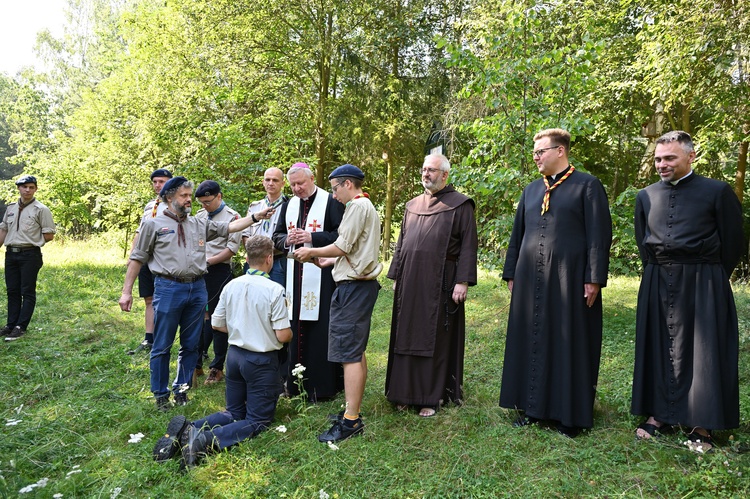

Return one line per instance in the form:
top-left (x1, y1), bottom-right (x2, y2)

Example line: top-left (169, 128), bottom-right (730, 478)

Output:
top-left (308, 220), bottom-right (321, 232)
top-left (288, 222), bottom-right (296, 231)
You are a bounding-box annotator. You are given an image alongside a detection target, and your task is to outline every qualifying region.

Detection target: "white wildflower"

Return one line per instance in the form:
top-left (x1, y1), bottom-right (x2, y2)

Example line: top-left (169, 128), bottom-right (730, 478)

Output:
top-left (128, 433), bottom-right (145, 443)
top-left (53, 494), bottom-right (63, 498)
top-left (6, 419), bottom-right (22, 426)
top-left (327, 441), bottom-right (339, 451)
top-left (66, 465), bottom-right (82, 478)
top-left (291, 363), bottom-right (306, 378)
top-left (319, 489), bottom-right (330, 499)
top-left (275, 425), bottom-right (287, 433)
top-left (19, 478), bottom-right (49, 494)
top-left (111, 487), bottom-right (122, 499)
top-left (176, 384), bottom-right (190, 394)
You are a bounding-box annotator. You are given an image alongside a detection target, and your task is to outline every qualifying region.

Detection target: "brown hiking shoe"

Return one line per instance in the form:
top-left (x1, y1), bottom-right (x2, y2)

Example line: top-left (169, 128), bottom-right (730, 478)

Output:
top-left (204, 368), bottom-right (223, 385)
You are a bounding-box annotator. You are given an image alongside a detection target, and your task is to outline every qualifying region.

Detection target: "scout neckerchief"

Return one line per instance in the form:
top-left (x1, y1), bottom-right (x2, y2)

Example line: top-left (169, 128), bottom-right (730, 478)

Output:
top-left (16, 198), bottom-right (33, 229)
top-left (346, 192), bottom-right (369, 207)
top-left (163, 210), bottom-right (187, 247)
top-left (151, 197), bottom-right (161, 217)
top-left (247, 268), bottom-right (270, 279)
top-left (207, 201), bottom-right (226, 219)
top-left (262, 196), bottom-right (285, 233)
top-left (541, 166), bottom-right (575, 215)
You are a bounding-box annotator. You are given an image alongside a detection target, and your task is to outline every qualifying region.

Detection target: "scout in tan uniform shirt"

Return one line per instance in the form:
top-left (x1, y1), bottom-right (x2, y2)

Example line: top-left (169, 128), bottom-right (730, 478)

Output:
top-left (0, 175), bottom-right (56, 342)
top-left (118, 176), bottom-right (256, 411)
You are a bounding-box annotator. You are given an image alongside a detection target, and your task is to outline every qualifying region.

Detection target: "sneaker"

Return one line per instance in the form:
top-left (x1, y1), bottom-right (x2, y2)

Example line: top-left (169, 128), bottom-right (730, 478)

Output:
top-left (180, 426), bottom-right (209, 468)
top-left (204, 368), bottom-right (223, 385)
top-left (318, 418), bottom-right (365, 443)
top-left (156, 395), bottom-right (172, 412)
top-left (0, 325), bottom-right (12, 336)
top-left (174, 392), bottom-right (189, 406)
top-left (152, 415), bottom-right (190, 462)
top-left (127, 339), bottom-right (152, 355)
top-left (4, 326), bottom-right (25, 342)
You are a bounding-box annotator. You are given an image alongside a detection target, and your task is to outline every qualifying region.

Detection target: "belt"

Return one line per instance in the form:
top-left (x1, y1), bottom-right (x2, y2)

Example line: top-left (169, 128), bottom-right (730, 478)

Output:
top-left (155, 274), bottom-right (204, 284)
top-left (6, 246), bottom-right (39, 253)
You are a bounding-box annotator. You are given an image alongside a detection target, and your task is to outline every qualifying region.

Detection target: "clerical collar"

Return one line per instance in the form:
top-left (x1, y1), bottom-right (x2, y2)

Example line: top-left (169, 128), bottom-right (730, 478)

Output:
top-left (669, 170), bottom-right (694, 185)
top-left (246, 268), bottom-right (270, 279)
top-left (301, 189), bottom-right (317, 202)
top-left (547, 165), bottom-right (571, 181)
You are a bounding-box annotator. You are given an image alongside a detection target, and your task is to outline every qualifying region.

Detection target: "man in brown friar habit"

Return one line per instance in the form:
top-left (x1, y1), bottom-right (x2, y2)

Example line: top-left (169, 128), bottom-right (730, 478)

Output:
top-left (499, 128), bottom-right (612, 437)
top-left (385, 153), bottom-right (478, 418)
top-left (272, 163), bottom-right (345, 401)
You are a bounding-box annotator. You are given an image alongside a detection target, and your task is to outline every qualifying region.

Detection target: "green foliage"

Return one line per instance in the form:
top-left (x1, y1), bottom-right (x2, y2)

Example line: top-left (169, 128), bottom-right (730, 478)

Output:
top-left (609, 186), bottom-right (641, 276)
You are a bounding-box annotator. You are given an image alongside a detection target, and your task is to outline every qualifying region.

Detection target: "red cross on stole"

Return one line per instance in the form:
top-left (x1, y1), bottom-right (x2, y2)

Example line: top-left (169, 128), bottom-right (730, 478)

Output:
top-left (308, 219), bottom-right (321, 232)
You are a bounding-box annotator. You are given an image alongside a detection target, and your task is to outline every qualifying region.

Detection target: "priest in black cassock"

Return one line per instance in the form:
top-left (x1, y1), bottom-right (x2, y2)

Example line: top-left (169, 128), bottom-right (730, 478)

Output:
top-left (632, 131), bottom-right (744, 451)
top-left (272, 163), bottom-right (345, 401)
top-left (499, 128), bottom-right (612, 437)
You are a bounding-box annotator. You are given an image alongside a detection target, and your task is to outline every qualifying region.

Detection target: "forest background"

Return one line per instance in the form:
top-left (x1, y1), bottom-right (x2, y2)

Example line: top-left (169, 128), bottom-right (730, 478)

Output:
top-left (0, 0), bottom-right (749, 270)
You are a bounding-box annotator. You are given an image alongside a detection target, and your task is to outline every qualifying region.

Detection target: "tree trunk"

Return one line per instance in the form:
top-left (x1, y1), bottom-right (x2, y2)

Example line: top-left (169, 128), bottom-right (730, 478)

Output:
top-left (315, 12), bottom-right (333, 186)
top-left (638, 102), bottom-right (666, 180)
top-left (735, 124), bottom-right (748, 204)
top-left (383, 149), bottom-right (394, 260)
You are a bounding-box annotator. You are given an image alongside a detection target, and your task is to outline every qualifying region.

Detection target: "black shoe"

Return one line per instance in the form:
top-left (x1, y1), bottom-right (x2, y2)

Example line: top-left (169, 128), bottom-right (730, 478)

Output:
top-left (556, 423), bottom-right (581, 438)
top-left (4, 326), bottom-right (25, 342)
top-left (127, 339), bottom-right (152, 355)
top-left (513, 415), bottom-right (539, 428)
top-left (153, 415), bottom-right (190, 462)
top-left (174, 392), bottom-right (189, 406)
top-left (318, 418), bottom-right (365, 443)
top-left (181, 426), bottom-right (209, 468)
top-left (156, 395), bottom-right (172, 412)
top-left (0, 325), bottom-right (12, 336)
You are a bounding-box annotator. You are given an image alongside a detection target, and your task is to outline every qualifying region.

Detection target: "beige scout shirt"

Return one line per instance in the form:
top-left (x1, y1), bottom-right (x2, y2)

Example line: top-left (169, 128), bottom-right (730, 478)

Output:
top-left (0, 199), bottom-right (56, 247)
top-left (211, 273), bottom-right (290, 352)
top-left (332, 196), bottom-right (381, 283)
top-left (130, 212), bottom-right (229, 279)
top-left (195, 204), bottom-right (242, 259)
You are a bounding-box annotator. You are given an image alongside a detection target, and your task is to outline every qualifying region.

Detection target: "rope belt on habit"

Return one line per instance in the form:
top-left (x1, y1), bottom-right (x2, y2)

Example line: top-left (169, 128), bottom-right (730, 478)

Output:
top-left (155, 274), bottom-right (204, 284)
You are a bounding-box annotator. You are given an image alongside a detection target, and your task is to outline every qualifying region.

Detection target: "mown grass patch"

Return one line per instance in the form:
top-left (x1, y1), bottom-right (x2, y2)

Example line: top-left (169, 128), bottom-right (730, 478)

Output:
top-left (0, 241), bottom-right (748, 497)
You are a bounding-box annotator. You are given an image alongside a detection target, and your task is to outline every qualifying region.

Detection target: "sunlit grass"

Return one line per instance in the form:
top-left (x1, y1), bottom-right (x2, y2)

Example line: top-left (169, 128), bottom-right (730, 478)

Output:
top-left (0, 240), bottom-right (748, 497)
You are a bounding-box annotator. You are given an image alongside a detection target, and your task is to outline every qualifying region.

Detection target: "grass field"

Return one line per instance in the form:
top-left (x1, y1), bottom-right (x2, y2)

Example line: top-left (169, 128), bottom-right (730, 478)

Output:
top-left (0, 238), bottom-right (748, 498)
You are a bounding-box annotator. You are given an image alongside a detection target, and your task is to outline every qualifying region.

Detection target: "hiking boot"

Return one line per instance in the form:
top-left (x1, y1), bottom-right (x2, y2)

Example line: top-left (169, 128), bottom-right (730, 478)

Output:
top-left (4, 326), bottom-right (25, 342)
top-left (153, 415), bottom-right (190, 462)
top-left (318, 418), bottom-right (365, 443)
top-left (174, 392), bottom-right (189, 406)
top-left (204, 368), bottom-right (223, 385)
top-left (156, 395), bottom-right (172, 412)
top-left (127, 339), bottom-right (152, 355)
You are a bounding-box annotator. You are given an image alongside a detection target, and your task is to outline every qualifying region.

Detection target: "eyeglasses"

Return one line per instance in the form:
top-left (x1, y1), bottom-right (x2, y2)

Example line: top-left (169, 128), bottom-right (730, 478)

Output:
top-left (331, 181), bottom-right (346, 192)
top-left (532, 146), bottom-right (560, 158)
top-left (197, 195), bottom-right (218, 206)
top-left (421, 167), bottom-right (442, 175)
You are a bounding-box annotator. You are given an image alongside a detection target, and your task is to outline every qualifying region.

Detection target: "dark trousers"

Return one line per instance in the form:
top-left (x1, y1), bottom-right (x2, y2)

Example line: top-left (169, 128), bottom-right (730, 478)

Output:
top-left (4, 248), bottom-right (43, 330)
top-left (192, 346), bottom-right (282, 450)
top-left (198, 263), bottom-right (233, 370)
